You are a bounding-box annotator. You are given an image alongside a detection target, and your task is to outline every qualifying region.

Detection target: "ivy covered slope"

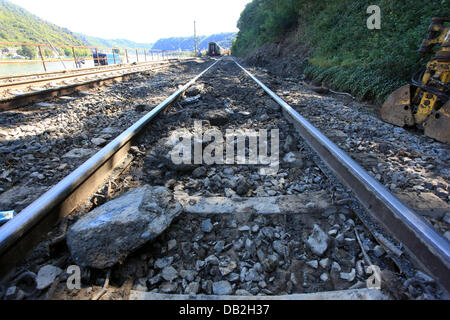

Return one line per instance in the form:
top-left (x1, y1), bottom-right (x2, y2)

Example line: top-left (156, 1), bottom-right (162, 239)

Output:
top-left (232, 0), bottom-right (449, 103)
top-left (0, 0), bottom-right (84, 46)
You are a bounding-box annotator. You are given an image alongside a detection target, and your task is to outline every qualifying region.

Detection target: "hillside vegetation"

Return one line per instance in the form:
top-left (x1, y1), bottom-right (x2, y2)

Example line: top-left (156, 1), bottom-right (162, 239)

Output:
top-left (0, 0), bottom-right (83, 46)
top-left (152, 32), bottom-right (236, 51)
top-left (232, 0), bottom-right (449, 103)
top-left (75, 33), bottom-right (154, 50)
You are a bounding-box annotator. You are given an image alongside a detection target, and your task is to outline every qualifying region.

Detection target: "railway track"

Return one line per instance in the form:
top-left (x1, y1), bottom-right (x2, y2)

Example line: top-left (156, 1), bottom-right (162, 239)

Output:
top-left (0, 57), bottom-right (448, 300)
top-left (0, 58), bottom-right (193, 111)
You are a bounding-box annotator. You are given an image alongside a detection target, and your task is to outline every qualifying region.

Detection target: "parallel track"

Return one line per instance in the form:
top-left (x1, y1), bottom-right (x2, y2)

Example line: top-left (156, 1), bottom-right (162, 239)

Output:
top-left (0, 58), bottom-right (448, 296)
top-left (0, 58), bottom-right (193, 111)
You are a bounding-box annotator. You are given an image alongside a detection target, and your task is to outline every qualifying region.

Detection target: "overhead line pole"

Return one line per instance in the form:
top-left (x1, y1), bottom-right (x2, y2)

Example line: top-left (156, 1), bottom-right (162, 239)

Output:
top-left (194, 20), bottom-right (197, 56)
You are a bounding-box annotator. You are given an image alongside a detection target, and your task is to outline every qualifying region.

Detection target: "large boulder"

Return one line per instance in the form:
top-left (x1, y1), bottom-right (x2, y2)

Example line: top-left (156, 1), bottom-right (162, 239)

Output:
top-left (67, 185), bottom-right (182, 269)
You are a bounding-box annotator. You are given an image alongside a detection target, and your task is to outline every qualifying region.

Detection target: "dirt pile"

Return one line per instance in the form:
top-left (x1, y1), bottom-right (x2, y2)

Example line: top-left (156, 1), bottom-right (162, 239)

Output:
top-left (243, 30), bottom-right (310, 79)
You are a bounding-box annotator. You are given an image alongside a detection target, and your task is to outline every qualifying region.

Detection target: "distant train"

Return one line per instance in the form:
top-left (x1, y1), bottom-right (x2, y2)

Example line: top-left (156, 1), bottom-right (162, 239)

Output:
top-left (207, 42), bottom-right (226, 56)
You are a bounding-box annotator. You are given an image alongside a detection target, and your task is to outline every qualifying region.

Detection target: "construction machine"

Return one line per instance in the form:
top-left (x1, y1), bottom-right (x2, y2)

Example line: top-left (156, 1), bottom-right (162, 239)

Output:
top-left (380, 17), bottom-right (450, 144)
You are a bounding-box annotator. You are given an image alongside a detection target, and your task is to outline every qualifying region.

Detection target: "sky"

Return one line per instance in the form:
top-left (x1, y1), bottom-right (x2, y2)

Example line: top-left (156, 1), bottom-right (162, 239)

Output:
top-left (10, 0), bottom-right (253, 43)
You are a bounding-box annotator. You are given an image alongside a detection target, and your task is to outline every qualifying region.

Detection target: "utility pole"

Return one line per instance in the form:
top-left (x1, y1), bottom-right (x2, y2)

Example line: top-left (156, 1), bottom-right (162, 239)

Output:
top-left (194, 20), bottom-right (197, 56)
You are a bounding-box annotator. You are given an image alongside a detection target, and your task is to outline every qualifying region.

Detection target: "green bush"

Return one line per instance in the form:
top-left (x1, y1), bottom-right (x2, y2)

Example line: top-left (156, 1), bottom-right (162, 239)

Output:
top-left (17, 44), bottom-right (36, 59)
top-left (232, 0), bottom-right (449, 103)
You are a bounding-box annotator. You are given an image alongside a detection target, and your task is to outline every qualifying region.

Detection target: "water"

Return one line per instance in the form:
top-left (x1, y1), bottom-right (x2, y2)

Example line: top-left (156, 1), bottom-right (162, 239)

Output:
top-left (0, 53), bottom-right (166, 76)
top-left (0, 60), bottom-right (95, 75)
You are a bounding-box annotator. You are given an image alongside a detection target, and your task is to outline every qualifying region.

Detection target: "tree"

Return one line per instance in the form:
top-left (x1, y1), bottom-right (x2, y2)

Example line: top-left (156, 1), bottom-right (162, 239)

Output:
top-left (17, 45), bottom-right (36, 59)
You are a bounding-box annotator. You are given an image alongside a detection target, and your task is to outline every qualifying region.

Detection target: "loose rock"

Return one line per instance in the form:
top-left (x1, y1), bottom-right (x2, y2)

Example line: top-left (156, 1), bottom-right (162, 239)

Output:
top-left (212, 281), bottom-right (233, 295)
top-left (306, 224), bottom-right (329, 256)
top-left (36, 265), bottom-right (62, 290)
top-left (66, 186), bottom-right (182, 268)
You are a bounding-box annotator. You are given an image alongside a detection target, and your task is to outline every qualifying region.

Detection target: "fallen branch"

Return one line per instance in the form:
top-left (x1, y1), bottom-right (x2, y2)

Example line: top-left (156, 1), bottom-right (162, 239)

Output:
top-left (355, 228), bottom-right (373, 267)
top-left (329, 88), bottom-right (355, 99)
top-left (91, 270), bottom-right (111, 300)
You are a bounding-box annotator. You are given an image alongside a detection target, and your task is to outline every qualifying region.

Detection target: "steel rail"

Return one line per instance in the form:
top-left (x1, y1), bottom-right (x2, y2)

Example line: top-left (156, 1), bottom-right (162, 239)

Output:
top-left (0, 59), bottom-right (220, 276)
top-left (233, 59), bottom-right (450, 292)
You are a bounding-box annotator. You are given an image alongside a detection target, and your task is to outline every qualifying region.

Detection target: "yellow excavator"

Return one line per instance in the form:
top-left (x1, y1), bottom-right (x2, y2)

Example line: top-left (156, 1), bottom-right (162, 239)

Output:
top-left (381, 17), bottom-right (450, 144)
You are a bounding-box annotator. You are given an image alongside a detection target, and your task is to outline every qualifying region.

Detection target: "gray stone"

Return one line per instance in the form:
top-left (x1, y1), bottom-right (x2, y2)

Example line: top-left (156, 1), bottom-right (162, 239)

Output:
top-left (282, 152), bottom-right (304, 168)
top-left (160, 282), bottom-right (177, 293)
top-left (260, 227), bottom-right (274, 239)
top-left (147, 274), bottom-right (162, 286)
top-left (219, 261), bottom-right (237, 276)
top-left (306, 224), bottom-right (329, 256)
top-left (167, 239), bottom-right (177, 251)
top-left (161, 266), bottom-right (178, 282)
top-left (91, 137), bottom-right (107, 147)
top-left (319, 258), bottom-right (330, 269)
top-left (213, 281), bottom-right (233, 295)
top-left (179, 270), bottom-right (197, 282)
top-left (195, 260), bottom-right (205, 271)
top-left (66, 186), bottom-right (182, 268)
top-left (273, 240), bottom-right (289, 258)
top-left (154, 257), bottom-right (173, 269)
top-left (320, 273), bottom-right (329, 282)
top-left (185, 85), bottom-right (203, 97)
top-left (340, 269), bottom-right (356, 282)
top-left (235, 177), bottom-right (250, 196)
top-left (205, 110), bottom-right (229, 126)
top-left (245, 268), bottom-right (264, 282)
top-left (36, 265), bottom-right (62, 290)
top-left (262, 254), bottom-right (279, 272)
top-left (181, 242), bottom-right (191, 256)
top-left (228, 273), bottom-right (240, 282)
top-left (256, 249), bottom-right (265, 262)
top-left (201, 219), bottom-right (213, 233)
top-left (214, 240), bottom-right (225, 254)
top-left (258, 280), bottom-right (267, 288)
top-left (192, 166), bottom-right (207, 178)
top-left (205, 255), bottom-right (219, 266)
top-left (235, 289), bottom-right (252, 296)
top-left (185, 282), bottom-right (200, 294)
top-left (181, 94), bottom-right (200, 105)
top-left (62, 148), bottom-right (95, 159)
top-left (373, 245), bottom-right (385, 257)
